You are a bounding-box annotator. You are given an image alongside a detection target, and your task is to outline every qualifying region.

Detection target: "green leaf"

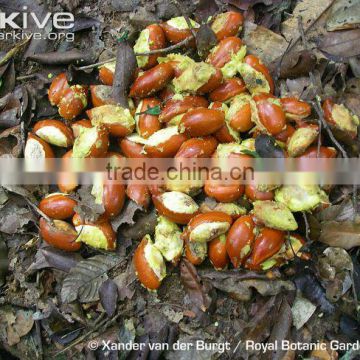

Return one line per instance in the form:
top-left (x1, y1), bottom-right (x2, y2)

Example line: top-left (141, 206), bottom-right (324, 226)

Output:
top-left (241, 149), bottom-right (260, 158)
top-left (117, 30), bottom-right (129, 43)
top-left (136, 104), bottom-right (161, 116)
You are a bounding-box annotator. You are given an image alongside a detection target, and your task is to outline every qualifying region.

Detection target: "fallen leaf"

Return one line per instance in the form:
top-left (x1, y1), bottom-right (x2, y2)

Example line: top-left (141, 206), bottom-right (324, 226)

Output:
top-left (74, 186), bottom-right (105, 223)
top-left (340, 314), bottom-right (360, 342)
top-left (234, 296), bottom-right (280, 357)
top-left (180, 259), bottom-right (213, 312)
top-left (27, 49), bottom-right (97, 65)
top-left (0, 307), bottom-right (34, 346)
top-left (265, 297), bottom-right (292, 360)
top-left (99, 279), bottom-right (118, 317)
top-left (281, 0), bottom-right (334, 43)
top-left (0, 60), bottom-right (15, 98)
top-left (113, 263), bottom-right (136, 301)
top-left (195, 0), bottom-right (219, 21)
top-left (346, 78), bottom-right (360, 94)
top-left (294, 270), bottom-right (336, 314)
top-left (201, 270), bottom-right (295, 301)
top-left (112, 42), bottom-right (137, 108)
top-left (118, 319), bottom-right (136, 360)
top-left (319, 29), bottom-right (360, 58)
top-left (166, 333), bottom-right (218, 360)
top-left (319, 221), bottom-right (360, 249)
top-left (255, 134), bottom-right (285, 158)
top-left (279, 50), bottom-right (317, 79)
top-left (326, 0), bottom-right (360, 31)
top-left (0, 125), bottom-right (23, 158)
top-left (291, 294), bottom-right (317, 330)
top-left (0, 196), bottom-right (36, 234)
top-left (196, 24), bottom-right (218, 59)
top-left (243, 21), bottom-right (288, 65)
top-left (115, 205), bottom-right (156, 237)
top-left (61, 255), bottom-right (121, 303)
top-left (349, 57), bottom-right (360, 78)
top-left (27, 247), bottom-right (81, 273)
top-left (318, 247), bottom-right (353, 301)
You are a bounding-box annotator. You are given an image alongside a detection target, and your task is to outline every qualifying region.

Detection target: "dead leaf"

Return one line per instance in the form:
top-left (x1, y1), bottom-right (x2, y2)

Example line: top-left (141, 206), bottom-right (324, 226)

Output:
top-left (0, 60), bottom-right (15, 98)
top-left (319, 221), bottom-right (360, 249)
top-left (113, 263), bottom-right (136, 301)
top-left (243, 21), bottom-right (288, 65)
top-left (99, 279), bottom-right (118, 317)
top-left (180, 259), bottom-right (213, 312)
top-left (196, 24), bottom-right (218, 59)
top-left (112, 42), bottom-right (137, 108)
top-left (28, 49), bottom-right (97, 65)
top-left (74, 186), bottom-right (105, 223)
top-left (349, 57), bottom-right (360, 78)
top-left (265, 297), bottom-right (292, 360)
top-left (291, 295), bottom-right (317, 330)
top-left (114, 204), bottom-right (155, 236)
top-left (294, 270), bottom-right (336, 314)
top-left (281, 0), bottom-right (334, 44)
top-left (279, 50), bottom-right (317, 79)
top-left (0, 196), bottom-right (36, 234)
top-left (327, 0), bottom-right (360, 31)
top-left (0, 307), bottom-right (34, 346)
top-left (195, 0), bottom-right (219, 22)
top-left (201, 270), bottom-right (295, 301)
top-left (118, 319), bottom-right (136, 360)
top-left (61, 255), bottom-right (121, 303)
top-left (318, 247), bottom-right (353, 301)
top-left (27, 247), bottom-right (82, 274)
top-left (0, 126), bottom-right (23, 158)
top-left (319, 29), bottom-right (360, 58)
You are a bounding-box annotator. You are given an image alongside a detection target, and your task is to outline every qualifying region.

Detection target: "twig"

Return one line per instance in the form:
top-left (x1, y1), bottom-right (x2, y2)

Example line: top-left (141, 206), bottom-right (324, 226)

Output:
top-left (172, 0), bottom-right (197, 38)
top-left (75, 36), bottom-right (193, 71)
top-left (350, 269), bottom-right (359, 319)
top-left (0, 36), bottom-right (32, 67)
top-left (297, 15), bottom-right (349, 159)
top-left (54, 309), bottom-right (127, 356)
top-left (311, 97), bottom-right (349, 158)
top-left (135, 36), bottom-right (193, 55)
top-left (16, 74), bottom-right (38, 81)
top-left (35, 272), bottom-right (43, 360)
top-left (353, 185), bottom-right (358, 222)
top-left (25, 198), bottom-right (53, 223)
top-left (302, 211), bottom-right (311, 243)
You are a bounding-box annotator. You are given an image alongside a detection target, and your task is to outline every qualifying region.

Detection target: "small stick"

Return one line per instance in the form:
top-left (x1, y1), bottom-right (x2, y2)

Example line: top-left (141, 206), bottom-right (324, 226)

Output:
top-left (25, 198), bottom-right (53, 223)
top-left (311, 97), bottom-right (349, 158)
top-left (302, 211), bottom-right (311, 243)
top-left (297, 15), bottom-right (349, 159)
top-left (75, 37), bottom-right (194, 71)
top-left (54, 310), bottom-right (127, 356)
top-left (172, 0), bottom-right (197, 38)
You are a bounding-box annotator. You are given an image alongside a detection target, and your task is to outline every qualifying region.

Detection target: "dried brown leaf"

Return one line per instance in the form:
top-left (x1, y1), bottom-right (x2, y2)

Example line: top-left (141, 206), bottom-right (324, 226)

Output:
top-left (61, 255), bottom-right (120, 303)
top-left (319, 29), bottom-right (360, 58)
top-left (319, 221), bottom-right (360, 249)
top-left (279, 50), bottom-right (317, 79)
top-left (180, 259), bottom-right (213, 312)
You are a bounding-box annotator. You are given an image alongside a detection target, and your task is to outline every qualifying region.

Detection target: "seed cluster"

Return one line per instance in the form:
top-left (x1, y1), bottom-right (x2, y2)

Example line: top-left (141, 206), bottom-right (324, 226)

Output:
top-left (25, 11), bottom-right (359, 291)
